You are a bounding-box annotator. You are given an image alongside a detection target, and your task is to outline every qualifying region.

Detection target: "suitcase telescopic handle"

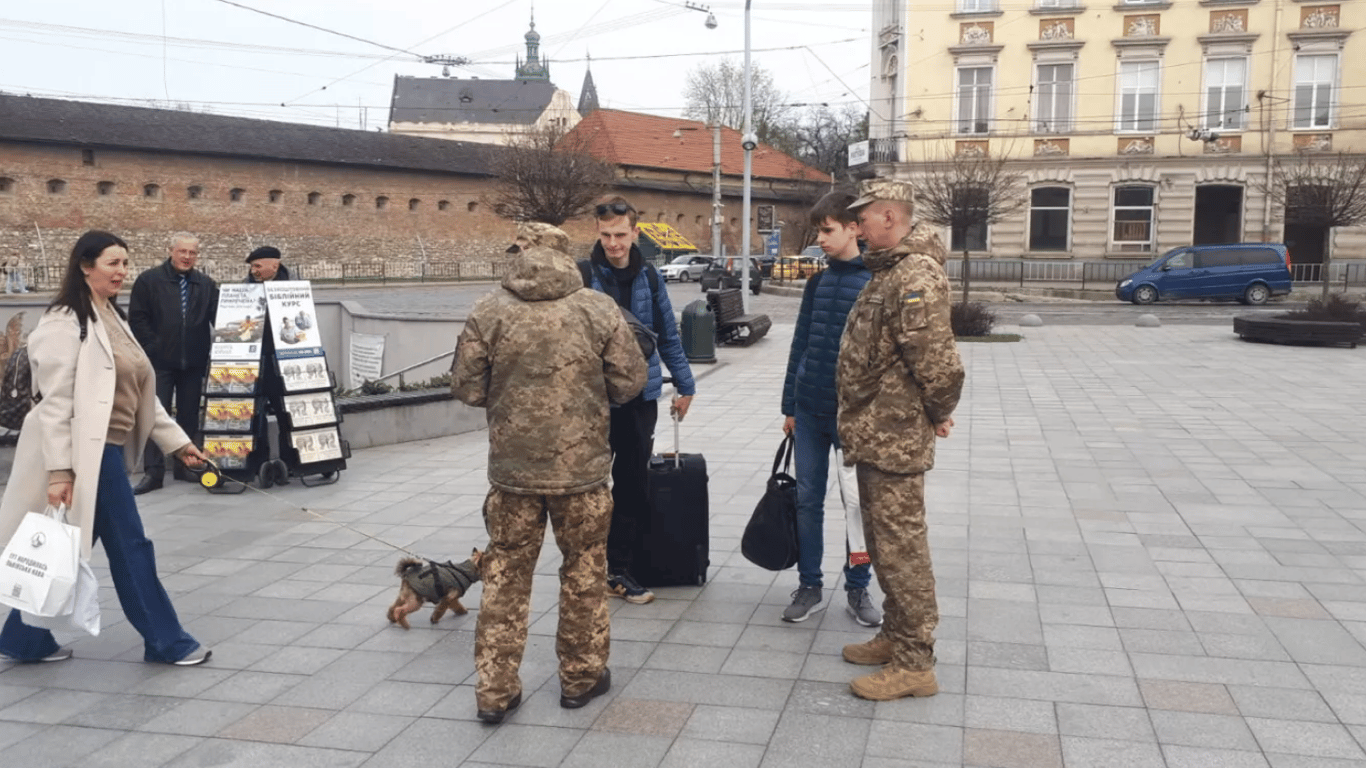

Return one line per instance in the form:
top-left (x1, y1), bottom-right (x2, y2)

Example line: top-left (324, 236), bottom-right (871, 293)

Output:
top-left (662, 376), bottom-right (681, 469)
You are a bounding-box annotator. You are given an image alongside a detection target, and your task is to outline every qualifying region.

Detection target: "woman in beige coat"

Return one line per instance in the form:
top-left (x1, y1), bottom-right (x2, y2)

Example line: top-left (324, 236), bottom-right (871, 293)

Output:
top-left (0, 231), bottom-right (212, 665)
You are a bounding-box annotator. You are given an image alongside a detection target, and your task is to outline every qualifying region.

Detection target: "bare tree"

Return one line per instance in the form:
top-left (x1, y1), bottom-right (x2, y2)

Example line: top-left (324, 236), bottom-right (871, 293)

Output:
top-left (682, 58), bottom-right (791, 147)
top-left (1257, 151), bottom-right (1366, 300)
top-left (779, 105), bottom-right (868, 179)
top-left (912, 146), bottom-right (1026, 304)
top-left (483, 124), bottom-right (616, 226)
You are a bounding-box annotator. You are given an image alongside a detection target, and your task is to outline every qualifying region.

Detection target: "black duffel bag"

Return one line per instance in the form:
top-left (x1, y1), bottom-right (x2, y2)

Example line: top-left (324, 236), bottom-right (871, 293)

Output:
top-left (741, 435), bottom-right (799, 571)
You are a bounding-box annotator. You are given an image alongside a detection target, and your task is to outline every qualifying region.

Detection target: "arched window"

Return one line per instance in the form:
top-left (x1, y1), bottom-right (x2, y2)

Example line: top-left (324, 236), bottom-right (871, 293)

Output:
top-left (0, 177), bottom-right (13, 194)
top-left (97, 181), bottom-right (115, 196)
top-left (342, 193), bottom-right (355, 207)
top-left (143, 183), bottom-right (162, 199)
top-left (187, 185), bottom-right (203, 200)
top-left (438, 200), bottom-right (451, 211)
top-left (467, 201), bottom-right (479, 213)
top-left (230, 188), bottom-right (245, 202)
top-left (307, 191), bottom-right (321, 206)
top-left (376, 196), bottom-right (389, 210)
top-left (408, 198), bottom-right (421, 211)
top-left (268, 189), bottom-right (283, 203)
top-left (47, 179), bottom-right (67, 194)
top-left (1029, 186), bottom-right (1071, 252)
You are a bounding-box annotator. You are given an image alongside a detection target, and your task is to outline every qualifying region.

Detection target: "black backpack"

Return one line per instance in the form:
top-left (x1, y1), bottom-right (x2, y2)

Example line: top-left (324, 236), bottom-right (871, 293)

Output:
top-left (578, 260), bottom-right (663, 359)
top-left (0, 318), bottom-right (87, 431)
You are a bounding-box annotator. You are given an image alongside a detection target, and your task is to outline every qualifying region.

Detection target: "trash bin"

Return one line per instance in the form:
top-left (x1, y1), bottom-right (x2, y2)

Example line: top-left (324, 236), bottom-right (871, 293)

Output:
top-left (680, 299), bottom-right (716, 364)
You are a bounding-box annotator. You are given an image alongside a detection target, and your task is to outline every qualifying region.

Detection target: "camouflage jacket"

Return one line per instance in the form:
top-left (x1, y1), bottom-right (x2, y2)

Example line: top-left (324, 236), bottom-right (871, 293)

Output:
top-left (837, 224), bottom-right (964, 474)
top-left (452, 245), bottom-right (647, 494)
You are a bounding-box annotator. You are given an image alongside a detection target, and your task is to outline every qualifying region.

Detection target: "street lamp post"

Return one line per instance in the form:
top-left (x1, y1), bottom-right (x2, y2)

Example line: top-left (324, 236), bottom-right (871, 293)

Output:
top-left (740, 0), bottom-right (756, 313)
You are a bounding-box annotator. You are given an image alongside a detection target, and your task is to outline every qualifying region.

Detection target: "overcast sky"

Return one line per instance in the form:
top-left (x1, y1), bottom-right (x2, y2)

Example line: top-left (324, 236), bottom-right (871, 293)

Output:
top-left (0, 0), bottom-right (873, 131)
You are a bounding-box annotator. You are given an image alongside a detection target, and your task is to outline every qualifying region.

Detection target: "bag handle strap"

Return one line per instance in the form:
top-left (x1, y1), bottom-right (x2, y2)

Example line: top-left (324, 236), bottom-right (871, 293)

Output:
top-left (772, 434), bottom-right (794, 476)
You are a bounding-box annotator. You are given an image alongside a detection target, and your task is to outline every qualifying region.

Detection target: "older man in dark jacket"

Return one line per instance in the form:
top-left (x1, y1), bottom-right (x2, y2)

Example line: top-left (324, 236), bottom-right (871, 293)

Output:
top-left (453, 222), bottom-right (646, 725)
top-left (129, 232), bottom-right (219, 494)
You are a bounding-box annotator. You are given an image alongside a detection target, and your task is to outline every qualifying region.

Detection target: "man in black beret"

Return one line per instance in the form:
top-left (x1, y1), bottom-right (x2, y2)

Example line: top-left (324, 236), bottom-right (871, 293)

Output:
top-left (246, 246), bottom-right (292, 283)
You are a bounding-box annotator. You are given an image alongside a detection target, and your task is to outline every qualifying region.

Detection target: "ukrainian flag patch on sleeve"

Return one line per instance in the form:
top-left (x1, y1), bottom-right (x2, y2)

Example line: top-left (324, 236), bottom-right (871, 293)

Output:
top-left (902, 291), bottom-right (923, 305)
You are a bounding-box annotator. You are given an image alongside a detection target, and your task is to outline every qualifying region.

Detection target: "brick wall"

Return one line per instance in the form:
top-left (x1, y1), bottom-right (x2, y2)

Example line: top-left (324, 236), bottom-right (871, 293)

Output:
top-left (0, 140), bottom-right (819, 272)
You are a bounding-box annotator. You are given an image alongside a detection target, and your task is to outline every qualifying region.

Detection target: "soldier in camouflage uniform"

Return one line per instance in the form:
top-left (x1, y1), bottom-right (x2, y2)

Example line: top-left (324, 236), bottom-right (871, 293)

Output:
top-left (452, 222), bottom-right (647, 724)
top-left (836, 179), bottom-right (965, 701)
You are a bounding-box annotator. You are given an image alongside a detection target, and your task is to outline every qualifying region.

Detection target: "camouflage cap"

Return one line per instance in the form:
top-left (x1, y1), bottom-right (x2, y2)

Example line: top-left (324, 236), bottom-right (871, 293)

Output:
top-left (849, 178), bottom-right (915, 209)
top-left (515, 221), bottom-right (571, 253)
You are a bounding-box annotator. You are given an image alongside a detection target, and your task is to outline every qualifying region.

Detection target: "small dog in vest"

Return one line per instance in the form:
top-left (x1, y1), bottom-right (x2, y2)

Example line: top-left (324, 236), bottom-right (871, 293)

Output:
top-left (386, 549), bottom-right (483, 630)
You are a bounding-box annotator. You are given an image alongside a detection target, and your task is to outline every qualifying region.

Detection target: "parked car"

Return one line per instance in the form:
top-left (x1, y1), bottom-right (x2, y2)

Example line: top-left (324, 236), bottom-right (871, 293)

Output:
top-left (700, 256), bottom-right (764, 295)
top-left (771, 255), bottom-right (828, 281)
top-left (659, 254), bottom-right (714, 282)
top-left (1115, 243), bottom-right (1292, 305)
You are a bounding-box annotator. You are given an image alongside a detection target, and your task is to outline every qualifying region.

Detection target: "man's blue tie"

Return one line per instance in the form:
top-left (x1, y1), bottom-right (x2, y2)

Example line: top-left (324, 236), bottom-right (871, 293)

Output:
top-left (179, 274), bottom-right (189, 318)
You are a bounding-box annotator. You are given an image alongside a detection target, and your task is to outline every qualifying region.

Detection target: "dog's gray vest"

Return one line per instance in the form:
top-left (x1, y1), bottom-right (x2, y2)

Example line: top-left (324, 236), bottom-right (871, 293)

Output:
top-left (409, 558), bottom-right (479, 602)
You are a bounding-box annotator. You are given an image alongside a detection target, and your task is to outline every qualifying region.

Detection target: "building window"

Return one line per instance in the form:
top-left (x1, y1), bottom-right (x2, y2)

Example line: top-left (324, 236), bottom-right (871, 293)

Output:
top-left (1204, 58), bottom-right (1246, 130)
top-left (1029, 187), bottom-right (1070, 252)
top-left (467, 201), bottom-right (479, 213)
top-left (47, 179), bottom-right (67, 194)
top-left (958, 0), bottom-right (997, 10)
top-left (342, 193), bottom-right (355, 207)
top-left (230, 188), bottom-right (244, 202)
top-left (1112, 185), bottom-right (1155, 251)
top-left (1035, 63), bottom-right (1074, 134)
top-left (1293, 54), bottom-right (1337, 129)
top-left (81, 149), bottom-right (95, 166)
top-left (307, 191), bottom-right (321, 206)
top-left (1118, 60), bottom-right (1160, 133)
top-left (437, 200), bottom-right (451, 211)
top-left (268, 189), bottom-right (283, 203)
top-left (408, 198), bottom-right (420, 211)
top-left (1036, 0), bottom-right (1078, 7)
top-left (376, 196), bottom-right (389, 209)
top-left (956, 66), bottom-right (993, 135)
top-left (143, 184), bottom-right (161, 199)
top-left (97, 181), bottom-right (115, 196)
top-left (0, 177), bottom-right (12, 194)
top-left (187, 185), bottom-right (203, 199)
top-left (951, 221), bottom-right (988, 252)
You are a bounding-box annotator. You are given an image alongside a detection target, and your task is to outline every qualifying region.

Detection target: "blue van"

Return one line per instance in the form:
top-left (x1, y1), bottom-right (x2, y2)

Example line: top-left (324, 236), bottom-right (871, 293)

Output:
top-left (1115, 243), bottom-right (1292, 305)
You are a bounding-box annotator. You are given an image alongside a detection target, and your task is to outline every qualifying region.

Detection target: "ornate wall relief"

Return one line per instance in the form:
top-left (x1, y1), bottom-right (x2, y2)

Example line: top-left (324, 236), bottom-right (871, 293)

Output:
top-left (1034, 138), bottom-right (1070, 157)
top-left (1039, 19), bottom-right (1075, 40)
top-left (1293, 133), bottom-right (1333, 152)
top-left (1301, 6), bottom-right (1340, 30)
top-left (1125, 15), bottom-right (1160, 37)
top-left (1209, 10), bottom-right (1247, 34)
top-left (1202, 136), bottom-right (1241, 154)
top-left (1118, 137), bottom-right (1155, 155)
top-left (960, 22), bottom-right (994, 44)
top-left (956, 140), bottom-right (990, 157)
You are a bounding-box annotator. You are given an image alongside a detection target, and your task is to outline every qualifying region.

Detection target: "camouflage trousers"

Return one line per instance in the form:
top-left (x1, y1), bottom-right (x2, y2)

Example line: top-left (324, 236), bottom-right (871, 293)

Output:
top-left (856, 465), bottom-right (938, 671)
top-left (475, 485), bottom-right (613, 711)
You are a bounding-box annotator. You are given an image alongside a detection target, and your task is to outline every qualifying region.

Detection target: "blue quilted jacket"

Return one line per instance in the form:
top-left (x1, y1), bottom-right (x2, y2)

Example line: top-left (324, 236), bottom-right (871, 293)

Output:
top-left (781, 256), bottom-right (871, 417)
top-left (585, 243), bottom-right (696, 402)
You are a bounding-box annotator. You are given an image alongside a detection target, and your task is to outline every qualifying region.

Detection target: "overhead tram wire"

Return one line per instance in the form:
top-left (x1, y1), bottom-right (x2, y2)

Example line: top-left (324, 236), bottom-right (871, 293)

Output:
top-left (212, 0), bottom-right (424, 57)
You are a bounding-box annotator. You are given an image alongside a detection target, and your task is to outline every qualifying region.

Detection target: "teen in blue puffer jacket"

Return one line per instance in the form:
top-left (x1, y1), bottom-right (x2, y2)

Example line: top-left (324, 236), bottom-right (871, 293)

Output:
top-left (779, 190), bottom-right (879, 627)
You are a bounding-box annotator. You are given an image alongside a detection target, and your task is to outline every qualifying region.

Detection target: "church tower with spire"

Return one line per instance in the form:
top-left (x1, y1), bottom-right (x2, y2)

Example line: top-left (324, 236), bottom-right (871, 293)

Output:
top-left (577, 53), bottom-right (600, 117)
top-left (514, 10), bottom-right (550, 82)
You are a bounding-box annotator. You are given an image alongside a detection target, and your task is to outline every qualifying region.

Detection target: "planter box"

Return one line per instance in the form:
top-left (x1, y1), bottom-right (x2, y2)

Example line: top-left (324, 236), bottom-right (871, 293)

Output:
top-left (1233, 316), bottom-right (1365, 349)
top-left (337, 389), bottom-right (485, 449)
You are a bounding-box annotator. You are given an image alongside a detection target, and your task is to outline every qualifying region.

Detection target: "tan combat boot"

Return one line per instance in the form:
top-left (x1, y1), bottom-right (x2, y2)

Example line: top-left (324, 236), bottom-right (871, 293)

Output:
top-left (850, 666), bottom-right (938, 701)
top-left (842, 634), bottom-right (894, 665)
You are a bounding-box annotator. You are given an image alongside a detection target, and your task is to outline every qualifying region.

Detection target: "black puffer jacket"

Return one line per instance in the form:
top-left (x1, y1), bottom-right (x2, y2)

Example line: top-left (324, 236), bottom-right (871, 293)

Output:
top-left (128, 260), bottom-right (219, 371)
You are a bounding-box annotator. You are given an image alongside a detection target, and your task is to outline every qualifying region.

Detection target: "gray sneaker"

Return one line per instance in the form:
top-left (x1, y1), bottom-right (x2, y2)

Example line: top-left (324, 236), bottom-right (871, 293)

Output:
top-left (782, 585), bottom-right (824, 623)
top-left (847, 588), bottom-right (883, 627)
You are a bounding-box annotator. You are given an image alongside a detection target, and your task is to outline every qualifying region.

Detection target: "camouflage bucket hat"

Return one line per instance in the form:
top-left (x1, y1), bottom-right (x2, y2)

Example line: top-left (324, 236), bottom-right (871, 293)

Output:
top-left (849, 178), bottom-right (915, 209)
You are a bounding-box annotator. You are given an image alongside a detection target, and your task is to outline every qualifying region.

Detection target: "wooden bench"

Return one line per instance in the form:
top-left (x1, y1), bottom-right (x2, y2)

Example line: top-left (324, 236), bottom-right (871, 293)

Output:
top-left (1233, 316), bottom-right (1364, 348)
top-left (706, 288), bottom-right (771, 346)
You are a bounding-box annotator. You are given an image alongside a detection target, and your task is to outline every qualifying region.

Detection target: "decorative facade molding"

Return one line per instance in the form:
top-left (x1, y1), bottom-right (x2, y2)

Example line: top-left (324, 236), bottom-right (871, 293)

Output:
top-left (948, 44), bottom-right (1005, 58)
top-left (1301, 5), bottom-right (1340, 29)
top-left (1293, 133), bottom-right (1333, 152)
top-left (1210, 10), bottom-right (1248, 33)
top-left (1111, 36), bottom-right (1171, 51)
top-left (1194, 165), bottom-right (1250, 183)
top-left (1203, 135), bottom-right (1242, 154)
top-left (1030, 4), bottom-right (1087, 16)
top-left (1028, 40), bottom-right (1086, 53)
top-left (956, 140), bottom-right (990, 157)
top-left (1118, 137), bottom-right (1155, 155)
top-left (1125, 15), bottom-right (1160, 36)
top-left (1025, 167), bottom-right (1076, 184)
top-left (1040, 19), bottom-right (1075, 40)
top-left (961, 22), bottom-right (995, 44)
top-left (1112, 2), bottom-right (1171, 10)
top-left (1034, 138), bottom-right (1070, 156)
top-left (1109, 164), bottom-right (1161, 183)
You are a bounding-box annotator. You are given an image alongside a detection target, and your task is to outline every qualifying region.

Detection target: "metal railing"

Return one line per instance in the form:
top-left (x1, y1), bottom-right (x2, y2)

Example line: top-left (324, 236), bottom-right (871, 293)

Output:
top-left (1290, 261), bottom-right (1366, 290)
top-left (1, 260), bottom-right (516, 291)
top-left (941, 259), bottom-right (1149, 290)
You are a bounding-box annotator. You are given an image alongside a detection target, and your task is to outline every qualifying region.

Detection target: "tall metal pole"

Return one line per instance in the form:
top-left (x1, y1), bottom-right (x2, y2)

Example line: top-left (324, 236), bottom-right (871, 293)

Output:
top-left (740, 0), bottom-right (753, 313)
top-left (712, 124), bottom-right (723, 257)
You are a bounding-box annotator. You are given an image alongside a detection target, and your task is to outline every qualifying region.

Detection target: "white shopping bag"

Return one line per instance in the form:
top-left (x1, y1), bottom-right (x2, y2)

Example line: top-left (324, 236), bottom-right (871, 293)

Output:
top-left (0, 506), bottom-right (81, 617)
top-left (26, 559), bottom-right (101, 636)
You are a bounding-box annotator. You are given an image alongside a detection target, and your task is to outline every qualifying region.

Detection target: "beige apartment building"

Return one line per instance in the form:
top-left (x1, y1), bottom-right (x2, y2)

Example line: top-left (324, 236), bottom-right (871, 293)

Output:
top-left (866, 0), bottom-right (1363, 271)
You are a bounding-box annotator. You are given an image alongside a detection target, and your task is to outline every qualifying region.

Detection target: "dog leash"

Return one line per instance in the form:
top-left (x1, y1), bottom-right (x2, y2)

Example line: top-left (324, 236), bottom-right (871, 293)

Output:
top-left (195, 460), bottom-right (424, 558)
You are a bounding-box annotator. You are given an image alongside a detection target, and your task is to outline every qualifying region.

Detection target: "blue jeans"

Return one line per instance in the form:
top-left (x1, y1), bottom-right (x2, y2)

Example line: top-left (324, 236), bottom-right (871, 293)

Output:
top-left (793, 406), bottom-right (871, 591)
top-left (0, 444), bottom-right (201, 663)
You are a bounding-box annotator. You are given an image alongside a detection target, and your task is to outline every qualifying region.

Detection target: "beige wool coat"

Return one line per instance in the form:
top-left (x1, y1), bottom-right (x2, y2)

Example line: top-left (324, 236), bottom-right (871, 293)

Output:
top-left (0, 306), bottom-right (189, 559)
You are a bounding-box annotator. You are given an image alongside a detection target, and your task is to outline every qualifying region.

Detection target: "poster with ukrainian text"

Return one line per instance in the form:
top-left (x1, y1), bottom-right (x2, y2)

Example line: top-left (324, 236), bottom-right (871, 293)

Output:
top-left (263, 281), bottom-right (323, 360)
top-left (210, 283), bottom-right (267, 362)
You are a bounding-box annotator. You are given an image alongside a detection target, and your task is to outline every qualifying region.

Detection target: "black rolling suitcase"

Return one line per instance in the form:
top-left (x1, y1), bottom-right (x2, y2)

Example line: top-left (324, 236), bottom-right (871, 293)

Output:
top-left (632, 408), bottom-right (710, 587)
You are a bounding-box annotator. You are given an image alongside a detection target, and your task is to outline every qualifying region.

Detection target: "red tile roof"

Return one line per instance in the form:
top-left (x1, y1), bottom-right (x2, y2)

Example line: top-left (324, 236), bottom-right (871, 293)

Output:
top-left (565, 109), bottom-right (827, 183)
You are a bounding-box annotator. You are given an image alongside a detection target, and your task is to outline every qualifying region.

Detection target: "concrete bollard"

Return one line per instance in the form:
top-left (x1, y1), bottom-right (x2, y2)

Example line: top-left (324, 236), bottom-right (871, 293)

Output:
top-left (1019, 314), bottom-right (1044, 327)
top-left (1135, 314), bottom-right (1161, 328)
